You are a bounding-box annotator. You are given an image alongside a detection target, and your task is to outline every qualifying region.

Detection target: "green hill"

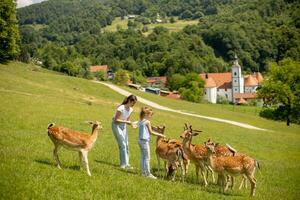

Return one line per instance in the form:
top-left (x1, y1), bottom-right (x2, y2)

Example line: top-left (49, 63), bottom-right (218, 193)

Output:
top-left (0, 62), bottom-right (299, 199)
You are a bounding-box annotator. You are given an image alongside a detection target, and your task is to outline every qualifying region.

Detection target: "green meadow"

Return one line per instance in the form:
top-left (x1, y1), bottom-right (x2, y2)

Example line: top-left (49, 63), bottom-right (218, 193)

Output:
top-left (103, 17), bottom-right (199, 35)
top-left (0, 62), bottom-right (299, 199)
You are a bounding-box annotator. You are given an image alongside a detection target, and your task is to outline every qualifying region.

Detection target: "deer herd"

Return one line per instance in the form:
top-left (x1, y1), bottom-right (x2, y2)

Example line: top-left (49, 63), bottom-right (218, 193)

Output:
top-left (47, 121), bottom-right (259, 197)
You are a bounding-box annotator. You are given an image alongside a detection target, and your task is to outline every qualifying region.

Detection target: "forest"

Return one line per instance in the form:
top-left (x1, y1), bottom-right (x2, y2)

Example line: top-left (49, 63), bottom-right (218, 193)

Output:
top-left (15, 0), bottom-right (300, 79)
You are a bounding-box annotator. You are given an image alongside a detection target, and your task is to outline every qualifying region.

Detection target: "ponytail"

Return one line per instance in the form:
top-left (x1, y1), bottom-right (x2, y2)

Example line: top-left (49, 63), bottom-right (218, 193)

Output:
top-left (121, 94), bottom-right (137, 105)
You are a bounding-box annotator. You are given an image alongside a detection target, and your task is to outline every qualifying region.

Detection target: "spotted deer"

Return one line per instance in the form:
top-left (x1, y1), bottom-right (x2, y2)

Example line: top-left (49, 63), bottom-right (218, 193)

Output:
top-left (153, 125), bottom-right (189, 182)
top-left (47, 121), bottom-right (102, 176)
top-left (204, 140), bottom-right (259, 196)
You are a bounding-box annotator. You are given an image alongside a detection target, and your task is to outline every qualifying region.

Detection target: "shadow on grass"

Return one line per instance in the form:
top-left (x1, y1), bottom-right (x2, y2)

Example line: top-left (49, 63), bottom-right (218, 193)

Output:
top-left (34, 159), bottom-right (53, 166)
top-left (34, 159), bottom-right (81, 171)
top-left (94, 159), bottom-right (119, 167)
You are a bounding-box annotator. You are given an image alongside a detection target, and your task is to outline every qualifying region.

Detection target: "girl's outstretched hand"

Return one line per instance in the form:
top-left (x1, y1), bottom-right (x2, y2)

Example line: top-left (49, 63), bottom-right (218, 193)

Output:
top-left (131, 121), bottom-right (138, 129)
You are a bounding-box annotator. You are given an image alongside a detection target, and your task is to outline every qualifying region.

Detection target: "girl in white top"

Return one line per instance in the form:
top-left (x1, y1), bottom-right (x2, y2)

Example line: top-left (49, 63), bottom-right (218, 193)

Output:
top-left (112, 95), bottom-right (137, 169)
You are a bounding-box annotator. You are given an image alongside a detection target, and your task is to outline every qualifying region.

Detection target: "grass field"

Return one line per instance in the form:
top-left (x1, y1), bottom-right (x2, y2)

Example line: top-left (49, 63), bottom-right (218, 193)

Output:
top-left (0, 62), bottom-right (300, 199)
top-left (103, 17), bottom-right (199, 35)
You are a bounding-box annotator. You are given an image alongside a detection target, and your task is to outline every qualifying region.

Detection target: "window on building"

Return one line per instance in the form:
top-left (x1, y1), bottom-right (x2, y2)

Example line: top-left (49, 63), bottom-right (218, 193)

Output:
top-left (234, 72), bottom-right (237, 76)
top-left (225, 88), bottom-right (227, 91)
top-left (225, 94), bottom-right (228, 99)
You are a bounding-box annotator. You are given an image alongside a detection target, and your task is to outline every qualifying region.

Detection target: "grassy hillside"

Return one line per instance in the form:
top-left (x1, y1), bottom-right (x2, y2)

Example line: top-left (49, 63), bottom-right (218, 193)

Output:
top-left (103, 17), bottom-right (199, 35)
top-left (0, 62), bottom-right (300, 199)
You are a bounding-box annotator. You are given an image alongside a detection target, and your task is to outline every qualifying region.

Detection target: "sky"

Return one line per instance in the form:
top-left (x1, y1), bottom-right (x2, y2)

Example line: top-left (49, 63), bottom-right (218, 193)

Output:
top-left (17, 0), bottom-right (45, 8)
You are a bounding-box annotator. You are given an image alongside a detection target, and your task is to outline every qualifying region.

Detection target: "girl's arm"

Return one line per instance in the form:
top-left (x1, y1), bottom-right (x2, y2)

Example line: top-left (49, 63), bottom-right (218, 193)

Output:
top-left (114, 111), bottom-right (132, 125)
top-left (146, 121), bottom-right (166, 137)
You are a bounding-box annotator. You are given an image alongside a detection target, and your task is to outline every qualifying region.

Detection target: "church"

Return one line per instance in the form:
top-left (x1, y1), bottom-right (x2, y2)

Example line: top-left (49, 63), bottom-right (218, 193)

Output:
top-left (200, 55), bottom-right (263, 104)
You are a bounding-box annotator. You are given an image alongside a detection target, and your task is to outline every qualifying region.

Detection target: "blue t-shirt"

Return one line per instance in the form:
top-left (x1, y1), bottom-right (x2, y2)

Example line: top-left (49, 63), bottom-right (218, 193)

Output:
top-left (139, 119), bottom-right (150, 141)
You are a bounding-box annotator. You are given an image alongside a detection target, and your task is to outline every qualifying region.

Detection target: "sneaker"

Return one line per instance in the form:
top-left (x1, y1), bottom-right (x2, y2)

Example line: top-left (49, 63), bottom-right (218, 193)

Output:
top-left (120, 165), bottom-right (126, 169)
top-left (125, 165), bottom-right (134, 170)
top-left (146, 174), bottom-right (157, 179)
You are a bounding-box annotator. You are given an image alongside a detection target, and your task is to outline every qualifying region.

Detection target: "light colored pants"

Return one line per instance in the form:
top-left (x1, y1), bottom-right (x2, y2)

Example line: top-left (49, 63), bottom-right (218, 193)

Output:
top-left (112, 122), bottom-right (129, 167)
top-left (138, 139), bottom-right (150, 175)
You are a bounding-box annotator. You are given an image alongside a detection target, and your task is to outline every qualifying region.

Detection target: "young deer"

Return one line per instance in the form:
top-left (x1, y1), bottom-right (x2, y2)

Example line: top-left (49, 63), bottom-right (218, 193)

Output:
top-left (153, 125), bottom-right (189, 182)
top-left (204, 141), bottom-right (259, 196)
top-left (47, 121), bottom-right (102, 176)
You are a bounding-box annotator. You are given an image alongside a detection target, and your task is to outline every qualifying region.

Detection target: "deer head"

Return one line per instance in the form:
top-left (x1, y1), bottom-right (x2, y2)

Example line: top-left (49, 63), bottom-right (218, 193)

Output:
top-left (180, 123), bottom-right (202, 140)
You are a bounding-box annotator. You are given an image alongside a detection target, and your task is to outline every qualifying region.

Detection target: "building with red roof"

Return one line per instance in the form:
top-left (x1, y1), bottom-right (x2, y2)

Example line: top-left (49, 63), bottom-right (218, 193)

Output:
top-left (90, 65), bottom-right (109, 73)
top-left (200, 55), bottom-right (263, 104)
top-left (146, 76), bottom-right (167, 87)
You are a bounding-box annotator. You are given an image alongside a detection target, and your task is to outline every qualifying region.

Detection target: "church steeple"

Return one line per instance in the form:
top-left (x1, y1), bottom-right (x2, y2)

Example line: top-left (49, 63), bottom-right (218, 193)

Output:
top-left (231, 54), bottom-right (244, 101)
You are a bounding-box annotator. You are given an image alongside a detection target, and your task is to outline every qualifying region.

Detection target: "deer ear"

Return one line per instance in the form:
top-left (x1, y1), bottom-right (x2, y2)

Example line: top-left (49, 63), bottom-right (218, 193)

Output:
top-left (215, 143), bottom-right (219, 147)
top-left (85, 121), bottom-right (94, 124)
top-left (192, 132), bottom-right (199, 136)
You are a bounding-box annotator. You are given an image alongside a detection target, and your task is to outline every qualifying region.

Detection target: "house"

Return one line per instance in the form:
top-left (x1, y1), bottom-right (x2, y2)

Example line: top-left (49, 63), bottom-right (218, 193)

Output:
top-left (146, 76), bottom-right (167, 88)
top-left (200, 55), bottom-right (263, 104)
top-left (90, 65), bottom-right (114, 79)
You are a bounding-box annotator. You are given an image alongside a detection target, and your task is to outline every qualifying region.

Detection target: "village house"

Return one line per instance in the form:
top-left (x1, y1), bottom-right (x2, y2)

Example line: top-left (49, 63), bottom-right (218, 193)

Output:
top-left (200, 55), bottom-right (263, 104)
top-left (146, 76), bottom-right (167, 88)
top-left (90, 65), bottom-right (114, 79)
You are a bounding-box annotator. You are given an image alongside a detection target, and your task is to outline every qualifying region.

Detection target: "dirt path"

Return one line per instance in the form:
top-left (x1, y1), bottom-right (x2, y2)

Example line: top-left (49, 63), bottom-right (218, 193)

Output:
top-left (94, 81), bottom-right (266, 131)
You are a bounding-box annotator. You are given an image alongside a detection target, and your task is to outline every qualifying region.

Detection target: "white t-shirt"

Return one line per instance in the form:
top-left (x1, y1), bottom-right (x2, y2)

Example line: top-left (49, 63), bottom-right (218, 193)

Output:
top-left (113, 105), bottom-right (133, 121)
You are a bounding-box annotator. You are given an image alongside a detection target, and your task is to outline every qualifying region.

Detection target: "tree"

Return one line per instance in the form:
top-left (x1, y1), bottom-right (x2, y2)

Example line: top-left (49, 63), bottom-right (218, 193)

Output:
top-left (0, 0), bottom-right (20, 62)
top-left (178, 73), bottom-right (205, 103)
top-left (167, 73), bottom-right (185, 91)
top-left (114, 69), bottom-right (130, 85)
top-left (257, 59), bottom-right (300, 125)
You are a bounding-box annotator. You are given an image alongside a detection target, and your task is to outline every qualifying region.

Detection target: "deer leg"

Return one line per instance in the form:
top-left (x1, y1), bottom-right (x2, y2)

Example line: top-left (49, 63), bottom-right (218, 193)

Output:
top-left (53, 144), bottom-right (62, 169)
top-left (181, 160), bottom-right (185, 182)
top-left (195, 164), bottom-right (200, 184)
top-left (225, 175), bottom-right (232, 191)
top-left (82, 150), bottom-right (91, 176)
top-left (207, 166), bottom-right (215, 183)
top-left (200, 163), bottom-right (208, 186)
top-left (164, 161), bottom-right (168, 177)
top-left (230, 176), bottom-right (234, 190)
top-left (239, 176), bottom-right (245, 190)
top-left (156, 154), bottom-right (161, 177)
top-left (246, 174), bottom-right (256, 197)
top-left (78, 151), bottom-right (83, 170)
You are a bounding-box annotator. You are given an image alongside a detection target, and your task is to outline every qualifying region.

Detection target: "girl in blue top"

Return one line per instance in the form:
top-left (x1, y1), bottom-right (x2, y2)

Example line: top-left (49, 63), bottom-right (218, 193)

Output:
top-left (138, 107), bottom-right (165, 179)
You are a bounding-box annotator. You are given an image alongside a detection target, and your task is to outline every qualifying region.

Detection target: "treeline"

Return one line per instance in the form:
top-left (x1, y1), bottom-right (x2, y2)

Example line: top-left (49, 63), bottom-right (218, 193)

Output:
top-left (17, 0), bottom-right (300, 77)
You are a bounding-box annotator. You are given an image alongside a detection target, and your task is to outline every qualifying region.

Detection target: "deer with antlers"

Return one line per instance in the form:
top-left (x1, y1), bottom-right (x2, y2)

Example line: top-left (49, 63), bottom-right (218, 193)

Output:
top-left (47, 121), bottom-right (102, 176)
top-left (153, 125), bottom-right (189, 182)
top-left (180, 124), bottom-right (212, 186)
top-left (204, 140), bottom-right (259, 196)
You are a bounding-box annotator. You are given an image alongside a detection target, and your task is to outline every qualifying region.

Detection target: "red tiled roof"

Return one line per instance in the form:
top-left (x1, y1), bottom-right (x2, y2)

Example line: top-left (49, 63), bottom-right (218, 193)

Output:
top-left (146, 76), bottom-right (167, 84)
top-left (234, 93), bottom-right (257, 99)
top-left (244, 75), bottom-right (258, 86)
top-left (200, 73), bottom-right (232, 89)
top-left (256, 72), bottom-right (264, 84)
top-left (237, 98), bottom-right (247, 104)
top-left (90, 65), bottom-right (109, 73)
top-left (204, 77), bottom-right (217, 88)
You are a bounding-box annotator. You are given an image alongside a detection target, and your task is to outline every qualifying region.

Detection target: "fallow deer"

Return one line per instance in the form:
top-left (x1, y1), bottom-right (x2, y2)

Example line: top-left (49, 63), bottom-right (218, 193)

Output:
top-left (204, 141), bottom-right (259, 196)
top-left (47, 121), bottom-right (102, 176)
top-left (153, 125), bottom-right (189, 182)
top-left (180, 124), bottom-right (212, 186)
